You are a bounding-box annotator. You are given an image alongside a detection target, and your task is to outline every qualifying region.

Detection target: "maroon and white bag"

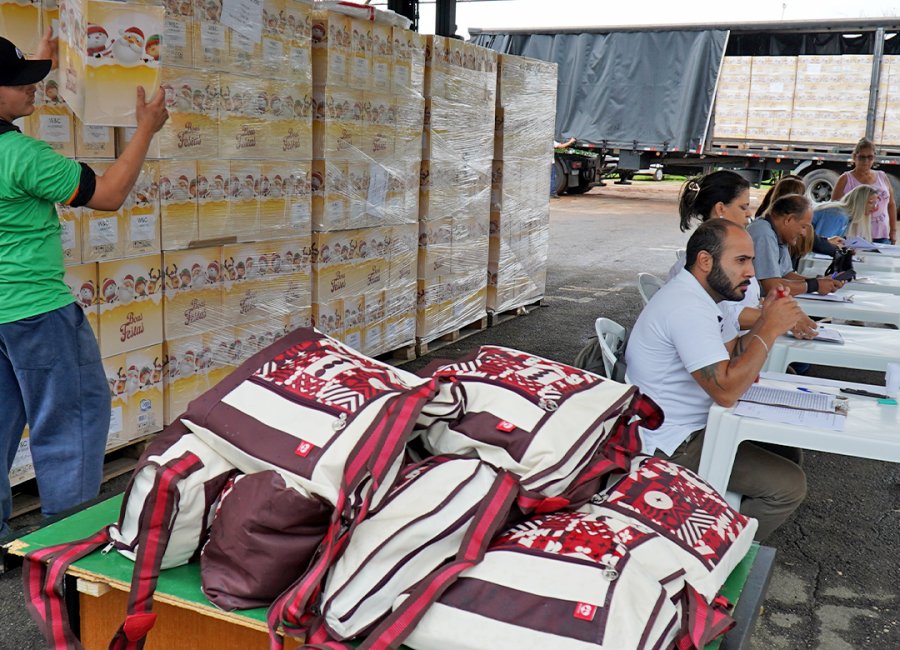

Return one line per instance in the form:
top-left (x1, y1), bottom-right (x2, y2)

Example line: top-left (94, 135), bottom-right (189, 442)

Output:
top-left (23, 422), bottom-right (237, 650)
top-left (317, 456), bottom-right (507, 640)
top-left (180, 327), bottom-right (436, 509)
top-left (399, 511), bottom-right (689, 650)
top-left (200, 470), bottom-right (333, 611)
top-left (416, 345), bottom-right (663, 509)
top-left (583, 456), bottom-right (758, 603)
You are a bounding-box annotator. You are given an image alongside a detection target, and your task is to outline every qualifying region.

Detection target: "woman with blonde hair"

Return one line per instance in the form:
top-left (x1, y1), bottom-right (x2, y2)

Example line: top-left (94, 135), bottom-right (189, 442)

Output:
top-left (832, 137), bottom-right (897, 244)
top-left (812, 184), bottom-right (879, 240)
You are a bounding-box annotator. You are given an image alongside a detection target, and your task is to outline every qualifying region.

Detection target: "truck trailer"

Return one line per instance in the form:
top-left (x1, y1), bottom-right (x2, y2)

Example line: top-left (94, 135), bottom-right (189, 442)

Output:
top-left (471, 18), bottom-right (900, 199)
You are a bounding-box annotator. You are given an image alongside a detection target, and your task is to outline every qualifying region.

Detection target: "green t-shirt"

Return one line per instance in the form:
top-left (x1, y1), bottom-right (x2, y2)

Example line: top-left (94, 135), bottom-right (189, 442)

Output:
top-left (0, 130), bottom-right (81, 324)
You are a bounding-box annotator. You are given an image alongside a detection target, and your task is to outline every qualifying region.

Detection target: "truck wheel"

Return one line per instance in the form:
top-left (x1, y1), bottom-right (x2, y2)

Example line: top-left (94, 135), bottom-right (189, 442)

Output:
top-left (803, 169), bottom-right (840, 203)
top-left (553, 159), bottom-right (567, 196)
top-left (652, 167), bottom-right (664, 181)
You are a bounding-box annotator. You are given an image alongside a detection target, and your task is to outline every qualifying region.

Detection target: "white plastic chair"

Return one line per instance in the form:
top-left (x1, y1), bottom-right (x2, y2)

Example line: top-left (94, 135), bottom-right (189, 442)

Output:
top-left (594, 317), bottom-right (626, 380)
top-left (638, 273), bottom-right (664, 307)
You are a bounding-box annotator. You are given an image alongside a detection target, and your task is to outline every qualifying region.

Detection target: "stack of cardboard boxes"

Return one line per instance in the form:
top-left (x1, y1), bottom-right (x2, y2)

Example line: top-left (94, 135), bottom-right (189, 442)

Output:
top-left (790, 55), bottom-right (871, 144)
top-left (712, 56), bottom-right (751, 141)
top-left (745, 56), bottom-right (796, 142)
top-left (309, 8), bottom-right (424, 356)
top-left (875, 55), bottom-right (900, 146)
top-left (418, 36), bottom-right (497, 342)
top-left (489, 54), bottom-right (554, 314)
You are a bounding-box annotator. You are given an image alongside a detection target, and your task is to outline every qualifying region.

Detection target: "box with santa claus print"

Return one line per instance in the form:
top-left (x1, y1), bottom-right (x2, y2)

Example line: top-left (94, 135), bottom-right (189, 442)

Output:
top-left (97, 253), bottom-right (164, 357)
top-left (162, 331), bottom-right (209, 425)
top-left (218, 73), bottom-right (270, 160)
top-left (58, 0), bottom-right (164, 126)
top-left (74, 115), bottom-right (116, 158)
top-left (116, 66), bottom-right (219, 160)
top-left (23, 68), bottom-right (75, 157)
top-left (159, 159), bottom-right (198, 249)
top-left (226, 160), bottom-right (260, 242)
top-left (194, 159), bottom-right (228, 241)
top-left (161, 0), bottom-right (192, 67)
top-left (63, 261), bottom-right (99, 338)
top-left (80, 160), bottom-right (126, 262)
top-left (162, 246), bottom-right (223, 340)
top-left (123, 161), bottom-right (160, 258)
top-left (102, 343), bottom-right (163, 445)
top-left (58, 202), bottom-right (81, 265)
top-left (0, 0), bottom-right (41, 55)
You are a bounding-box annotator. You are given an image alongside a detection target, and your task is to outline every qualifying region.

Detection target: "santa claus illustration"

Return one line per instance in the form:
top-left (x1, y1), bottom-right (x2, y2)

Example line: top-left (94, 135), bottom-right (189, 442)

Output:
top-left (102, 27), bottom-right (146, 65)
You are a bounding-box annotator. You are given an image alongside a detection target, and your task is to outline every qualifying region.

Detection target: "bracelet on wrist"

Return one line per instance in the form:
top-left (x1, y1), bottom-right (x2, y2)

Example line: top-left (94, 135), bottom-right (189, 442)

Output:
top-left (751, 334), bottom-right (770, 354)
top-left (805, 278), bottom-right (818, 293)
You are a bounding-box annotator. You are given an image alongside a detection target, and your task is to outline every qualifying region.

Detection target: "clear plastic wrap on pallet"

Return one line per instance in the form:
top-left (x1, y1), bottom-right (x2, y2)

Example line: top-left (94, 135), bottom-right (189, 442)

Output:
top-left (58, 0), bottom-right (164, 125)
top-left (102, 342), bottom-right (164, 446)
top-left (80, 160), bottom-right (161, 262)
top-left (161, 0), bottom-right (192, 67)
top-left (307, 11), bottom-right (424, 357)
top-left (417, 36), bottom-right (496, 343)
top-left (488, 54), bottom-right (555, 313)
top-left (59, 202), bottom-right (82, 265)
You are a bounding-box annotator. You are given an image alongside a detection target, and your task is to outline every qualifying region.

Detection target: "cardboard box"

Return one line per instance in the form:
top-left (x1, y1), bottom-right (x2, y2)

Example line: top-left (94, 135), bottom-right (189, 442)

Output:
top-left (98, 253), bottom-right (164, 356)
top-left (163, 332), bottom-right (209, 424)
top-left (226, 160), bottom-right (260, 241)
top-left (162, 13), bottom-right (193, 67)
top-left (123, 161), bottom-right (161, 257)
top-left (218, 73), bottom-right (269, 159)
top-left (159, 159), bottom-right (198, 249)
top-left (81, 161), bottom-right (126, 262)
top-left (158, 66), bottom-right (219, 158)
top-left (58, 203), bottom-right (82, 266)
top-left (59, 0), bottom-right (164, 125)
top-left (311, 9), bottom-right (349, 88)
top-left (1, 0), bottom-right (41, 55)
top-left (162, 247), bottom-right (222, 339)
top-left (24, 69), bottom-right (75, 157)
top-left (9, 427), bottom-right (34, 487)
top-left (124, 343), bottom-right (164, 439)
top-left (63, 261), bottom-right (100, 338)
top-left (196, 159), bottom-right (230, 241)
top-left (74, 116), bottom-right (116, 158)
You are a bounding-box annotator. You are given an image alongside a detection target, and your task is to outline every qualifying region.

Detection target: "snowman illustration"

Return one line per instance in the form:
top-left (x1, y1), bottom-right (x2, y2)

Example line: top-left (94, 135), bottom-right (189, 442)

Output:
top-left (86, 24), bottom-right (108, 58)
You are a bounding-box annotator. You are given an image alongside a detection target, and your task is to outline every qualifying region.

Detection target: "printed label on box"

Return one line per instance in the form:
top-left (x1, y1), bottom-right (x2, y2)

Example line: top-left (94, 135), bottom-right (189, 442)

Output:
top-left (60, 220), bottom-right (76, 250)
top-left (40, 114), bottom-right (70, 142)
top-left (131, 213), bottom-right (157, 242)
top-left (82, 124), bottom-right (110, 144)
top-left (109, 405), bottom-right (124, 435)
top-left (90, 217), bottom-right (118, 245)
top-left (165, 18), bottom-right (188, 47)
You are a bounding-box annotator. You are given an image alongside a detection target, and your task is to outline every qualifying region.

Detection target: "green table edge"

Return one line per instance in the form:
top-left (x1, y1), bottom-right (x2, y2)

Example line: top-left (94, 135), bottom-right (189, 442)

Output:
top-left (9, 494), bottom-right (764, 647)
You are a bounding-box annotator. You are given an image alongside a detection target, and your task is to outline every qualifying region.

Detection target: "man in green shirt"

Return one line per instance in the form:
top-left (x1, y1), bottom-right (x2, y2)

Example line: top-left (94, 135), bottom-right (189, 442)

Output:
top-left (0, 32), bottom-right (168, 537)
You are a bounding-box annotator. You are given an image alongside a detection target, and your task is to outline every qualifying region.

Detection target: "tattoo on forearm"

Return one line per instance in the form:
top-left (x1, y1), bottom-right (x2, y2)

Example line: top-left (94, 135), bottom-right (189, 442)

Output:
top-left (696, 362), bottom-right (725, 391)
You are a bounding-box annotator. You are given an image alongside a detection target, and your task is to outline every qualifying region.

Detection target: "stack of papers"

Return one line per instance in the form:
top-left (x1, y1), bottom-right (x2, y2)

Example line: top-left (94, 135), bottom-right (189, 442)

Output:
top-left (733, 385), bottom-right (848, 430)
top-left (796, 293), bottom-right (853, 303)
top-left (845, 236), bottom-right (880, 251)
top-left (787, 326), bottom-right (844, 344)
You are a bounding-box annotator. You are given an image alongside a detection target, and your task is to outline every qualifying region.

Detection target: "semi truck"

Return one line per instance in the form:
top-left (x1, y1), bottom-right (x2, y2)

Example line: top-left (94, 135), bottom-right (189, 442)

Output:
top-left (471, 18), bottom-right (900, 199)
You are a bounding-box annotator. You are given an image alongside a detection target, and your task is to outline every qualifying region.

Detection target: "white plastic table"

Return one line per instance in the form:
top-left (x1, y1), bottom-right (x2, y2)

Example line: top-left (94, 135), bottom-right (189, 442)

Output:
top-left (799, 253), bottom-right (900, 275)
top-left (763, 324), bottom-right (900, 373)
top-left (794, 289), bottom-right (900, 328)
top-left (847, 272), bottom-right (900, 296)
top-left (698, 373), bottom-right (900, 503)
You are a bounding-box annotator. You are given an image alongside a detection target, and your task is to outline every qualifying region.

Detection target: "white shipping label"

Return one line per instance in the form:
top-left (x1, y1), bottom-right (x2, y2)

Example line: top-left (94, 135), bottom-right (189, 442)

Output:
top-left (131, 214), bottom-right (157, 241)
top-left (165, 17), bottom-right (187, 47)
top-left (368, 165), bottom-right (388, 209)
top-left (263, 37), bottom-right (283, 63)
top-left (81, 124), bottom-right (110, 145)
top-left (109, 406), bottom-right (124, 435)
top-left (231, 31), bottom-right (255, 53)
top-left (290, 46), bottom-right (310, 70)
top-left (201, 22), bottom-right (226, 51)
top-left (221, 0), bottom-right (263, 43)
top-left (353, 57), bottom-right (368, 80)
top-left (290, 200), bottom-right (310, 226)
top-left (373, 62), bottom-right (390, 89)
top-left (40, 114), bottom-right (70, 143)
top-left (60, 219), bottom-right (75, 250)
top-left (90, 217), bottom-right (118, 245)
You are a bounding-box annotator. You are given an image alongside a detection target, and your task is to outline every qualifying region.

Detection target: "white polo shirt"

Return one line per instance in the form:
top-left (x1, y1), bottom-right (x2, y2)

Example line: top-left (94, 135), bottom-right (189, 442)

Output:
top-left (625, 268), bottom-right (739, 456)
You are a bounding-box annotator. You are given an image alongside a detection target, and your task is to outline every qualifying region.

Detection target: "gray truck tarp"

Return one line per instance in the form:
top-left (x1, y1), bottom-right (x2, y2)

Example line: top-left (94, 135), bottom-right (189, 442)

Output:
top-left (471, 29), bottom-right (728, 153)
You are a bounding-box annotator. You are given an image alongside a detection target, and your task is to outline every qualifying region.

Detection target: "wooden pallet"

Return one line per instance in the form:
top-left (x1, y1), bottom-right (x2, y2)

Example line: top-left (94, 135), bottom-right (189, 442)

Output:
top-left (488, 299), bottom-right (543, 327)
top-left (415, 316), bottom-right (489, 357)
top-left (10, 434), bottom-right (156, 520)
top-left (375, 341), bottom-right (417, 365)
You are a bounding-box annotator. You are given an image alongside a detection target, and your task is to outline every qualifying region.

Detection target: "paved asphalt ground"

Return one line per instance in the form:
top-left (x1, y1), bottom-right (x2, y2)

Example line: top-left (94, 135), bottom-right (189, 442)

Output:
top-left (1, 180), bottom-right (898, 649)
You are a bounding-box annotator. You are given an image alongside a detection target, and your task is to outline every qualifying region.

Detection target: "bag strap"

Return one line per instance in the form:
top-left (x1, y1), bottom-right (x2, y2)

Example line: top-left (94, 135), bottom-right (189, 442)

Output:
top-left (23, 528), bottom-right (112, 649)
top-left (268, 380), bottom-right (438, 650)
top-left (674, 585), bottom-right (735, 650)
top-left (353, 470), bottom-right (519, 650)
top-left (22, 452), bottom-right (205, 650)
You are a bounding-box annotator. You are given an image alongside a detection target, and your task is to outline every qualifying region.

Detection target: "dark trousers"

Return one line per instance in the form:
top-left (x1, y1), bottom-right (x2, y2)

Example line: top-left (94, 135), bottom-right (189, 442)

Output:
top-left (0, 303), bottom-right (110, 536)
top-left (655, 430), bottom-right (807, 542)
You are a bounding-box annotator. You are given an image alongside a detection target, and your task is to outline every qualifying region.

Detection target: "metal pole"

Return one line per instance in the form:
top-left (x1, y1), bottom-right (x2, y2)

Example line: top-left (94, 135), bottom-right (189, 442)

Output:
top-left (866, 27), bottom-right (885, 142)
top-left (435, 0), bottom-right (457, 37)
top-left (387, 0), bottom-right (419, 32)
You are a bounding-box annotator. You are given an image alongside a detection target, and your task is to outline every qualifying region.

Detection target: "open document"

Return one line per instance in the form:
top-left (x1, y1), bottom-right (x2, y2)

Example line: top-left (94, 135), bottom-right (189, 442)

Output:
top-left (844, 236), bottom-right (880, 251)
top-left (795, 293), bottom-right (853, 303)
top-left (733, 385), bottom-right (848, 431)
top-left (787, 326), bottom-right (844, 344)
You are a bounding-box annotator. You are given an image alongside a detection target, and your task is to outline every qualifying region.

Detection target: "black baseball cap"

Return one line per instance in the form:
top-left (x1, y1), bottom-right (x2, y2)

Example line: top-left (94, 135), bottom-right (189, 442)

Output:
top-left (0, 37), bottom-right (51, 86)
